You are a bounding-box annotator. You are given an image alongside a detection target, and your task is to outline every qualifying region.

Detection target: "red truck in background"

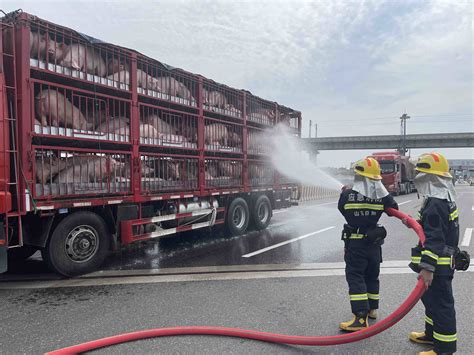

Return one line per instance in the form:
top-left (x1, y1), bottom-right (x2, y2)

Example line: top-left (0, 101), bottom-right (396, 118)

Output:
top-left (0, 10), bottom-right (301, 276)
top-left (370, 151), bottom-right (416, 195)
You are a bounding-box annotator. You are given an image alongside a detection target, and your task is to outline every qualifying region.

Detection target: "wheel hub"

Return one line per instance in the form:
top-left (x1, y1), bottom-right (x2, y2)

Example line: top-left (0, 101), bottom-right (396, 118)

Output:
top-left (257, 203), bottom-right (269, 223)
top-left (232, 206), bottom-right (246, 229)
top-left (65, 225), bottom-right (99, 263)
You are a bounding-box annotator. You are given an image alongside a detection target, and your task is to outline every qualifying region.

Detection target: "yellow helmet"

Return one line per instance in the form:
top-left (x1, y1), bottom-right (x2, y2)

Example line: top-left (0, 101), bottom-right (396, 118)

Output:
top-left (353, 157), bottom-right (382, 180)
top-left (415, 152), bottom-right (452, 178)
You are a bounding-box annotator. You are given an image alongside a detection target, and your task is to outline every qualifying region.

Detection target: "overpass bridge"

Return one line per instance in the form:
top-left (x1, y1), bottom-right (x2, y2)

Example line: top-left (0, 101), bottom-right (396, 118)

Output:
top-left (303, 132), bottom-right (474, 151)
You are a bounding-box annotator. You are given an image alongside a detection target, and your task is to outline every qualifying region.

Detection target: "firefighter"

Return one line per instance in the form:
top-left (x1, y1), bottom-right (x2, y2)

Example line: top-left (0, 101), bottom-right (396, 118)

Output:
top-left (408, 152), bottom-right (467, 355)
top-left (338, 157), bottom-right (398, 331)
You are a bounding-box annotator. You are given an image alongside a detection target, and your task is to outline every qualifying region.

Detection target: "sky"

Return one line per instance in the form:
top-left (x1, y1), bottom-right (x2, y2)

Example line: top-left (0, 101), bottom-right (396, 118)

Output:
top-left (4, 0), bottom-right (473, 167)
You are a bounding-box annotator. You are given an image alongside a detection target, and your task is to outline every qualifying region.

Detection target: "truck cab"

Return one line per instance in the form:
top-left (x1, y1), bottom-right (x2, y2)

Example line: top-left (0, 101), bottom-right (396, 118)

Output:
top-left (371, 152), bottom-right (415, 195)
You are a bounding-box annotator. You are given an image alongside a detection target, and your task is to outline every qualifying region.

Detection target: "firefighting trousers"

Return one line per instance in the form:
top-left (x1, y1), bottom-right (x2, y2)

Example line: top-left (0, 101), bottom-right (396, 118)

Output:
top-left (421, 275), bottom-right (457, 354)
top-left (344, 246), bottom-right (381, 314)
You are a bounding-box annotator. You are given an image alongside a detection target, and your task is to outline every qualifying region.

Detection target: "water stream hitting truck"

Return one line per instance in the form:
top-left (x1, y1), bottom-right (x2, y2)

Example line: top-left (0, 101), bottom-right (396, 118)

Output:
top-left (0, 10), bottom-right (301, 276)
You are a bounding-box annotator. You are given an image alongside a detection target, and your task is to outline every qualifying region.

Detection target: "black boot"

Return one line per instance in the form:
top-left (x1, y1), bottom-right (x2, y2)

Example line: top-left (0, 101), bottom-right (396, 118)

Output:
top-left (339, 311), bottom-right (369, 331)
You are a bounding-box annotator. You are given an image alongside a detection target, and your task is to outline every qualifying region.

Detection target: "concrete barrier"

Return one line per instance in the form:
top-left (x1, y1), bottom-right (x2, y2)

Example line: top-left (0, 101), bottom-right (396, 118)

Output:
top-left (299, 185), bottom-right (340, 201)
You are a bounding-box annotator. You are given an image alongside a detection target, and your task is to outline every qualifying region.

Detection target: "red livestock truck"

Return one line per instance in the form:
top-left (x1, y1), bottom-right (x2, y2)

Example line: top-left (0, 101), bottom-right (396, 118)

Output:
top-left (370, 151), bottom-right (415, 195)
top-left (0, 10), bottom-right (301, 276)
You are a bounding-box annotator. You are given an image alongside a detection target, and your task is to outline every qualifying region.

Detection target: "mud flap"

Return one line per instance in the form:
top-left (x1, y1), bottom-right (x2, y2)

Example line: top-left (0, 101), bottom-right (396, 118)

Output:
top-left (0, 222), bottom-right (7, 273)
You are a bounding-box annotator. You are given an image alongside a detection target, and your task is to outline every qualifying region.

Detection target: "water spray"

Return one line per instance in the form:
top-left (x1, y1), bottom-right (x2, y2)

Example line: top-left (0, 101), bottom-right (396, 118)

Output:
top-left (268, 125), bottom-right (344, 190)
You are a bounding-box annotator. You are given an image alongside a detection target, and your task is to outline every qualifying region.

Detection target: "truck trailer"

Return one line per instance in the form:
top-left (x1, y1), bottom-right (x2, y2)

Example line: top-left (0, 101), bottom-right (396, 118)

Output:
top-left (370, 151), bottom-right (415, 195)
top-left (0, 10), bottom-right (301, 276)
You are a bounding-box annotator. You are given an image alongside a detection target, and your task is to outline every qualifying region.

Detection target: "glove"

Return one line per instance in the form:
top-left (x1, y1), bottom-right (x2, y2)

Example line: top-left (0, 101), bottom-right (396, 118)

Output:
top-left (454, 249), bottom-right (470, 271)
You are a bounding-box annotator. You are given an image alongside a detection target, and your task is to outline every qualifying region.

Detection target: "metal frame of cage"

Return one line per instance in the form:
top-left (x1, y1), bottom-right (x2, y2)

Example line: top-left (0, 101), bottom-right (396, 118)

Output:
top-left (2, 11), bottom-right (301, 215)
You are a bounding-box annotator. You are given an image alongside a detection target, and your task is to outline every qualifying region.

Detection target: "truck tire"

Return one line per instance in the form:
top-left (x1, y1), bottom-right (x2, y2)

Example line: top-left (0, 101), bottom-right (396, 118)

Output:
top-left (251, 195), bottom-right (272, 230)
top-left (226, 197), bottom-right (250, 236)
top-left (43, 211), bottom-right (110, 276)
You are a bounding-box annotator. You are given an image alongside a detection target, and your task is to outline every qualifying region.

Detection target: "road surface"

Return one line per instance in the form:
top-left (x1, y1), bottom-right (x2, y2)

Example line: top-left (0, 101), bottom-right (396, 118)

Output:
top-left (1, 185), bottom-right (473, 354)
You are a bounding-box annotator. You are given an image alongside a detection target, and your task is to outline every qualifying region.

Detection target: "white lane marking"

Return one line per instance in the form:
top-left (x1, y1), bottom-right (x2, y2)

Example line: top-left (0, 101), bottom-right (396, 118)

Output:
top-left (472, 206), bottom-right (474, 211)
top-left (461, 228), bottom-right (473, 247)
top-left (242, 226), bottom-right (335, 258)
top-left (398, 200), bottom-right (412, 206)
top-left (1, 260), bottom-right (473, 290)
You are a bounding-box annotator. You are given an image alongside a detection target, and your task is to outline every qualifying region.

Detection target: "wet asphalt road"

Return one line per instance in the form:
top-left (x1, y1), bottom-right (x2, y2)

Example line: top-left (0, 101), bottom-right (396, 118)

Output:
top-left (1, 185), bottom-right (473, 354)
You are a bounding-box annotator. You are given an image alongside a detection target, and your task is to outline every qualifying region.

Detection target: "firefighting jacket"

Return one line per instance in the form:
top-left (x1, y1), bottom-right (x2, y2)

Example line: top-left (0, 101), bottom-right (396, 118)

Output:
top-left (338, 189), bottom-right (398, 246)
top-left (410, 197), bottom-right (460, 276)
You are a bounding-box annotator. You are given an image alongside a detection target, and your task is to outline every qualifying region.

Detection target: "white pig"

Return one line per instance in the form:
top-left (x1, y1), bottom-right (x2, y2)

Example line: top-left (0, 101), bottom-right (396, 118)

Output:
top-left (204, 123), bottom-right (229, 146)
top-left (60, 44), bottom-right (106, 77)
top-left (97, 119), bottom-right (158, 139)
top-left (106, 58), bottom-right (130, 74)
top-left (96, 117), bottom-right (129, 133)
top-left (142, 114), bottom-right (177, 135)
top-left (35, 156), bottom-right (68, 183)
top-left (35, 89), bottom-right (89, 130)
top-left (29, 30), bottom-right (48, 60)
top-left (151, 77), bottom-right (192, 99)
top-left (139, 124), bottom-right (159, 139)
top-left (204, 124), bottom-right (241, 147)
top-left (54, 156), bottom-right (123, 184)
top-left (106, 69), bottom-right (154, 88)
top-left (207, 91), bottom-right (227, 109)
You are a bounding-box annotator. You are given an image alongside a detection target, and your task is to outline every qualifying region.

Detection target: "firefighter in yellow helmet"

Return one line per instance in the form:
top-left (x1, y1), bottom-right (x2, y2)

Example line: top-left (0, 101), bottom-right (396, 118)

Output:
top-left (408, 152), bottom-right (469, 355)
top-left (338, 157), bottom-right (398, 331)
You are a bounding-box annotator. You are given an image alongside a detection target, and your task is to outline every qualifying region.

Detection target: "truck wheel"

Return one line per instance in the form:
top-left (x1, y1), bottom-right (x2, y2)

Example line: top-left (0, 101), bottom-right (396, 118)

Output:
top-left (43, 211), bottom-right (110, 276)
top-left (252, 195), bottom-right (272, 230)
top-left (226, 197), bottom-right (250, 236)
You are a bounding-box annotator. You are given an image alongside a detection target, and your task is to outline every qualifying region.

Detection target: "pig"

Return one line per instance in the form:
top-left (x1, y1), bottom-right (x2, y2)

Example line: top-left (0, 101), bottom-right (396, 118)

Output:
top-left (29, 30), bottom-right (62, 62)
top-left (205, 124), bottom-right (241, 147)
top-left (122, 161), bottom-right (154, 178)
top-left (106, 58), bottom-right (130, 74)
top-left (204, 123), bottom-right (229, 146)
top-left (249, 164), bottom-right (266, 179)
top-left (35, 89), bottom-right (89, 130)
top-left (54, 156), bottom-right (123, 184)
top-left (106, 69), bottom-right (154, 88)
top-left (217, 161), bottom-right (235, 177)
top-left (225, 104), bottom-right (242, 117)
top-left (96, 119), bottom-right (159, 139)
top-left (139, 124), bottom-right (159, 139)
top-left (107, 70), bottom-right (129, 84)
top-left (150, 77), bottom-right (192, 99)
top-left (142, 115), bottom-right (188, 142)
top-left (35, 156), bottom-right (68, 183)
top-left (206, 91), bottom-right (227, 109)
top-left (60, 44), bottom-right (106, 77)
top-left (96, 117), bottom-right (129, 134)
top-left (156, 160), bottom-right (180, 181)
top-left (142, 114), bottom-right (177, 135)
top-left (206, 162), bottom-right (220, 178)
top-left (84, 107), bottom-right (106, 128)
top-left (29, 30), bottom-right (48, 60)
top-left (227, 131), bottom-right (242, 146)
top-left (249, 105), bottom-right (276, 123)
top-left (140, 163), bottom-right (155, 177)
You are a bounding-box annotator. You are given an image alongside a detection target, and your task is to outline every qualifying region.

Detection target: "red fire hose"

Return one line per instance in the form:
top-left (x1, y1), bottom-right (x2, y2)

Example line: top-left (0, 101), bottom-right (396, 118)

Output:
top-left (47, 208), bottom-right (425, 354)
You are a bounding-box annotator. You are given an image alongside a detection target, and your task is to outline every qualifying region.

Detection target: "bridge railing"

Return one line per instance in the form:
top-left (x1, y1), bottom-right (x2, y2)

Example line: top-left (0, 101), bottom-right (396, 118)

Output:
top-left (299, 185), bottom-right (340, 201)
